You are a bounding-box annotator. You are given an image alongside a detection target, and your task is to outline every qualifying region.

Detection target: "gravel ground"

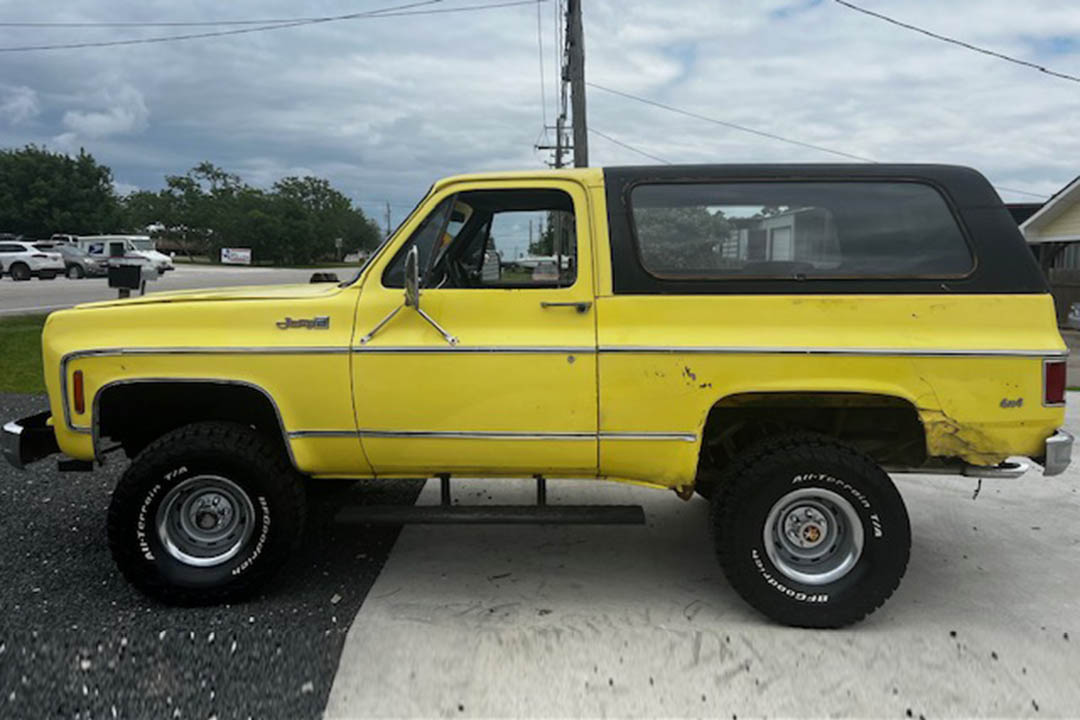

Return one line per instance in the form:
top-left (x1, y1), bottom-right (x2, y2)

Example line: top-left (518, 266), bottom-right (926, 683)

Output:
top-left (0, 393), bottom-right (422, 720)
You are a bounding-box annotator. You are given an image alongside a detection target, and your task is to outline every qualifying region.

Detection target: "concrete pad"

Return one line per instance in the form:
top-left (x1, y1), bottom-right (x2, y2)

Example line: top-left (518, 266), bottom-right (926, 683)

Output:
top-left (326, 410), bottom-right (1080, 718)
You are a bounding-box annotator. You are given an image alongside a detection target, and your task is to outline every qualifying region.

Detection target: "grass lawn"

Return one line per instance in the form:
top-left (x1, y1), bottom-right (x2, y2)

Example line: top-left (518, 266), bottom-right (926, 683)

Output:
top-left (0, 314), bottom-right (47, 394)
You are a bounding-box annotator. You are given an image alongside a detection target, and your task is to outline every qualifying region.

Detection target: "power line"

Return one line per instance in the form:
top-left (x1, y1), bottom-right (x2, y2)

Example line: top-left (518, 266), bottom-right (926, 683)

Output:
top-left (587, 81), bottom-right (876, 163)
top-left (0, 0), bottom-right (545, 53)
top-left (589, 128), bottom-right (671, 164)
top-left (589, 84), bottom-right (1047, 199)
top-left (988, 185), bottom-right (1048, 200)
top-left (0, 8), bottom-right (414, 28)
top-left (834, 0), bottom-right (1080, 84)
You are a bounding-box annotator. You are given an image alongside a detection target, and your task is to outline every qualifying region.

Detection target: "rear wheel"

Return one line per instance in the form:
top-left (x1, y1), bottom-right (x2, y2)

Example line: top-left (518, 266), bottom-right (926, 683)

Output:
top-left (712, 432), bottom-right (910, 628)
top-left (67, 264), bottom-right (84, 279)
top-left (9, 262), bottom-right (30, 281)
top-left (107, 421), bottom-right (306, 605)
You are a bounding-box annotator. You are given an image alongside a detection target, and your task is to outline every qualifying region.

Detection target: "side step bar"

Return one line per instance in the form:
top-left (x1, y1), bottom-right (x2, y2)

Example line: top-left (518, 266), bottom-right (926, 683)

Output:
top-left (336, 475), bottom-right (646, 526)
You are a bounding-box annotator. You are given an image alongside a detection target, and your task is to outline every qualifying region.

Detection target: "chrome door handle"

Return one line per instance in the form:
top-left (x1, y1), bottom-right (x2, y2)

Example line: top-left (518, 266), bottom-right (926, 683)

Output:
top-left (540, 301), bottom-right (592, 314)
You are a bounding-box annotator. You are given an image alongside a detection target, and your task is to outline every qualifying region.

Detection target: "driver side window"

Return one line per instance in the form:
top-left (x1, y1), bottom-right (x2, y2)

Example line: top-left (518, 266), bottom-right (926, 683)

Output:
top-left (383, 188), bottom-right (578, 290)
top-left (436, 188), bottom-right (577, 289)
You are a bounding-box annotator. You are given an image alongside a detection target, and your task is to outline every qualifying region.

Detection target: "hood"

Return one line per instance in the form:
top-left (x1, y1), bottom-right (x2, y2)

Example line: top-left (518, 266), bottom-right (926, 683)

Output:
top-left (75, 282), bottom-right (348, 309)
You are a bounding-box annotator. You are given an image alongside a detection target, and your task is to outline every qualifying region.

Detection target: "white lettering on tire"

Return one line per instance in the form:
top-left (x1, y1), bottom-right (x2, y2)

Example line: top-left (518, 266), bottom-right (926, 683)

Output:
top-left (137, 483), bottom-right (162, 561)
top-left (792, 472), bottom-right (872, 511)
top-left (752, 548), bottom-right (829, 603)
top-left (232, 496), bottom-right (271, 576)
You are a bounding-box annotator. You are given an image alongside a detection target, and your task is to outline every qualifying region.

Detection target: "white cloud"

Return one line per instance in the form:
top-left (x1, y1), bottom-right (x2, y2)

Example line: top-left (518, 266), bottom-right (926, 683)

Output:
top-left (0, 86), bottom-right (40, 125)
top-left (1, 0), bottom-right (1078, 212)
top-left (61, 82), bottom-right (149, 139)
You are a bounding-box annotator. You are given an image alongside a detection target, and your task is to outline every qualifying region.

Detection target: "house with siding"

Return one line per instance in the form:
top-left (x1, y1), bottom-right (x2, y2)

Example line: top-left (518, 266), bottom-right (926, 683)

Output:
top-left (1019, 177), bottom-right (1080, 323)
top-left (1021, 176), bottom-right (1080, 270)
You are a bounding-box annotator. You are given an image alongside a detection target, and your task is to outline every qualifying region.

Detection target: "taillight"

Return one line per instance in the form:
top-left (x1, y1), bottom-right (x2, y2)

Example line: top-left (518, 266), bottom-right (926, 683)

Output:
top-left (73, 370), bottom-right (85, 414)
top-left (1044, 359), bottom-right (1066, 407)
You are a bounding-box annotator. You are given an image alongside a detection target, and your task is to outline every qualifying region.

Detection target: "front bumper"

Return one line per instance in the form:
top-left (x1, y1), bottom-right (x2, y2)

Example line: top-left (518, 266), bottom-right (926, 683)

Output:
top-left (2, 412), bottom-right (60, 470)
top-left (1042, 429), bottom-right (1073, 477)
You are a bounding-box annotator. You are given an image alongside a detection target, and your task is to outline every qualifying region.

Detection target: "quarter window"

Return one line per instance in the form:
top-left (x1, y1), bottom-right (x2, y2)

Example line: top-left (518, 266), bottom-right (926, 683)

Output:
top-left (629, 182), bottom-right (973, 279)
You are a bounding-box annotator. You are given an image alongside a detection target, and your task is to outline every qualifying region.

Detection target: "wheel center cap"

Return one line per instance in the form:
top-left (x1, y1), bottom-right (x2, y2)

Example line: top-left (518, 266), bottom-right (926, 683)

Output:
top-left (196, 511), bottom-right (218, 530)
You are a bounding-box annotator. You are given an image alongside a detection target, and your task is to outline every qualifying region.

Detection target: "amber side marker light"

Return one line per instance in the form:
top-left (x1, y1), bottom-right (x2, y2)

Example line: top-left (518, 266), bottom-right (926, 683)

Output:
top-left (1044, 359), bottom-right (1066, 407)
top-left (73, 370), bottom-right (85, 414)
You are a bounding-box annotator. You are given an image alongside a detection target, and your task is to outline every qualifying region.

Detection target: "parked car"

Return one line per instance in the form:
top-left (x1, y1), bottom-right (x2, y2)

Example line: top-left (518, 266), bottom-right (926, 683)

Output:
top-left (2, 164), bottom-right (1071, 628)
top-left (0, 240), bottom-right (64, 280)
top-left (33, 242), bottom-right (107, 279)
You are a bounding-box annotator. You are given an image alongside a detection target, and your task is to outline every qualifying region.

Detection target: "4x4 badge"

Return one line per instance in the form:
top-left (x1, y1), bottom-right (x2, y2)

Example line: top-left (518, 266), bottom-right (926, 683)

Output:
top-left (276, 316), bottom-right (330, 330)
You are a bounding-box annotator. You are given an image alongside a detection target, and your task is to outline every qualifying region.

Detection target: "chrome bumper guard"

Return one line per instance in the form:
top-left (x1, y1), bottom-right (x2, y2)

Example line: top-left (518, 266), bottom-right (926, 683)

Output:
top-left (1042, 429), bottom-right (1073, 477)
top-left (2, 411), bottom-right (60, 471)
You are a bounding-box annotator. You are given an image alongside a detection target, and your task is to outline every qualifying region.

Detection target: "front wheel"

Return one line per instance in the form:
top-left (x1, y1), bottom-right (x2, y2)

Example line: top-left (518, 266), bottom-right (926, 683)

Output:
top-left (712, 432), bottom-right (910, 628)
top-left (67, 264), bottom-right (84, 279)
top-left (9, 262), bottom-right (31, 281)
top-left (107, 421), bottom-right (306, 605)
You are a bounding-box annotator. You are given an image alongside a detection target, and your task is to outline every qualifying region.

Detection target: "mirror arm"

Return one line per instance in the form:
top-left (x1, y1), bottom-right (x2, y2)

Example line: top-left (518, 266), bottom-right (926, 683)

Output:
top-left (358, 305), bottom-right (403, 345)
top-left (415, 307), bottom-right (459, 346)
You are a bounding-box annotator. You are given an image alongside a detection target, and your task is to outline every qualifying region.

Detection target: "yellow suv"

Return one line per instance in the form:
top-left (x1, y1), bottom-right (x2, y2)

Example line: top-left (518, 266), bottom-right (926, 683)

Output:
top-left (3, 164), bottom-right (1071, 627)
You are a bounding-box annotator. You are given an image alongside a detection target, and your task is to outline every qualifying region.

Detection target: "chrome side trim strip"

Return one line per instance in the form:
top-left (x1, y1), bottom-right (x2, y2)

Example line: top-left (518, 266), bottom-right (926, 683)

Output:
top-left (351, 346), bottom-right (596, 354)
top-left (598, 345), bottom-right (1069, 358)
top-left (289, 430), bottom-right (358, 439)
top-left (288, 429), bottom-right (697, 442)
top-left (601, 431), bottom-right (698, 442)
top-left (359, 429), bottom-right (595, 440)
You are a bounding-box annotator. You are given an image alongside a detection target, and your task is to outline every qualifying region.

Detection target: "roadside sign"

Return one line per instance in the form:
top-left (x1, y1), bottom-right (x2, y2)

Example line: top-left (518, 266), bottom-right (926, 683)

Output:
top-left (221, 248), bottom-right (252, 265)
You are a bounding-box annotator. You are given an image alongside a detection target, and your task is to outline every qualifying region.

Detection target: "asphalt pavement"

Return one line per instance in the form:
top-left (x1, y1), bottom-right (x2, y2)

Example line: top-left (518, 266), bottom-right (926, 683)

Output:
top-left (0, 391), bottom-right (421, 720)
top-left (0, 265), bottom-right (340, 316)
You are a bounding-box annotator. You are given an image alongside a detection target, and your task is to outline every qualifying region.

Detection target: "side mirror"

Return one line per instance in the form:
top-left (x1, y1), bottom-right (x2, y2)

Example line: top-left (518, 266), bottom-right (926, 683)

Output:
top-left (359, 243), bottom-right (457, 346)
top-left (404, 245), bottom-right (420, 308)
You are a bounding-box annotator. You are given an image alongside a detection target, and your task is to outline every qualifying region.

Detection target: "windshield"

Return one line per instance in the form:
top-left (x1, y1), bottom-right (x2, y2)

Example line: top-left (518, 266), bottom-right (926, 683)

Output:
top-left (341, 184), bottom-right (434, 287)
top-left (128, 238), bottom-right (155, 251)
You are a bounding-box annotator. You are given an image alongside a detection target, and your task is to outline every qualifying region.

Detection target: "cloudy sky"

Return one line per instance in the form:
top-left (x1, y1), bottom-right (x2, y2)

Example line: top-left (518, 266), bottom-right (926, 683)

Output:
top-left (1, 0), bottom-right (1078, 226)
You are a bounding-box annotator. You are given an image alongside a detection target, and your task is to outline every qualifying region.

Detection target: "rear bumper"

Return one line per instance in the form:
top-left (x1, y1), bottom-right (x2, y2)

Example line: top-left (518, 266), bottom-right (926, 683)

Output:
top-left (1042, 429), bottom-right (1073, 477)
top-left (2, 412), bottom-right (60, 470)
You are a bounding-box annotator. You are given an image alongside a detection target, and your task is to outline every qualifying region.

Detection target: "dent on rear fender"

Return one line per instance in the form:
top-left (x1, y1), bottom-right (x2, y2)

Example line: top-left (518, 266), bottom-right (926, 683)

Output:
top-left (919, 408), bottom-right (1005, 466)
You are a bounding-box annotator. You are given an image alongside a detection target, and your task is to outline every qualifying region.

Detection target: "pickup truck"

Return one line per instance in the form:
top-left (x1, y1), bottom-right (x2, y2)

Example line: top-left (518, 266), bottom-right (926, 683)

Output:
top-left (3, 164), bottom-right (1071, 628)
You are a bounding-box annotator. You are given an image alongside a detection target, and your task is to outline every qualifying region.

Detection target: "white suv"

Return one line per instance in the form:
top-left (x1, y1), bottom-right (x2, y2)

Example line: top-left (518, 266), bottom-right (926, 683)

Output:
top-left (0, 241), bottom-right (65, 281)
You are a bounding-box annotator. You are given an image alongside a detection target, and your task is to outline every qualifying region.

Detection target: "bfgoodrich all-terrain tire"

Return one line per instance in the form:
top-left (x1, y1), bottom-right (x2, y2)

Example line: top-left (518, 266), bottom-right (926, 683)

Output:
top-left (107, 421), bottom-right (306, 605)
top-left (713, 432), bottom-right (910, 628)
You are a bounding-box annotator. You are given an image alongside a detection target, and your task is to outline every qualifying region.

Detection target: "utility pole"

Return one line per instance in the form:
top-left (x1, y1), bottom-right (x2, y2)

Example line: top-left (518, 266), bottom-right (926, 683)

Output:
top-left (385, 202), bottom-right (392, 239)
top-left (567, 0), bottom-right (588, 168)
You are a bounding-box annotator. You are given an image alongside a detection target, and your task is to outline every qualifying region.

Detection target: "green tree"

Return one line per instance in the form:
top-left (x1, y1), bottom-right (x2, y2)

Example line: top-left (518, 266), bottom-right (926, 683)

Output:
top-left (0, 145), bottom-right (121, 237)
top-left (632, 206), bottom-right (734, 271)
top-left (121, 162), bottom-right (382, 265)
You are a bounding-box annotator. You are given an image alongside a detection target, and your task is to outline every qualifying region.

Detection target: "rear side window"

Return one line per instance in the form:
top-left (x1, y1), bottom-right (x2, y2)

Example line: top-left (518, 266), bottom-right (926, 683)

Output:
top-left (629, 182), bottom-right (973, 279)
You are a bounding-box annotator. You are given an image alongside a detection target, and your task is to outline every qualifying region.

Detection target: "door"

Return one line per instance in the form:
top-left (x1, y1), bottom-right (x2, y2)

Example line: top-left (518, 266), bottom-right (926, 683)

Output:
top-left (351, 180), bottom-right (598, 476)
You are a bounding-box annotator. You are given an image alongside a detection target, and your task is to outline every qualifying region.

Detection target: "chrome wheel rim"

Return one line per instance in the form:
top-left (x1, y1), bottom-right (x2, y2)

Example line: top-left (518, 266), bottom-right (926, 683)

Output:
top-left (763, 487), bottom-right (864, 586)
top-left (156, 475), bottom-right (256, 567)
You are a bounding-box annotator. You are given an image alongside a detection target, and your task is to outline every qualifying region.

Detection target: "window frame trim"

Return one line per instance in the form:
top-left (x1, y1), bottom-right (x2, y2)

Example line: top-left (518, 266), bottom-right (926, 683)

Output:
top-left (623, 177), bottom-right (979, 283)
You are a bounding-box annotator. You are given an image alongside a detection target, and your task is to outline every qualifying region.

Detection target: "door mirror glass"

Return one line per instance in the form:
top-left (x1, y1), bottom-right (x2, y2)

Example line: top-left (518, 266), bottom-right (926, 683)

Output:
top-left (404, 245), bottom-right (420, 308)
